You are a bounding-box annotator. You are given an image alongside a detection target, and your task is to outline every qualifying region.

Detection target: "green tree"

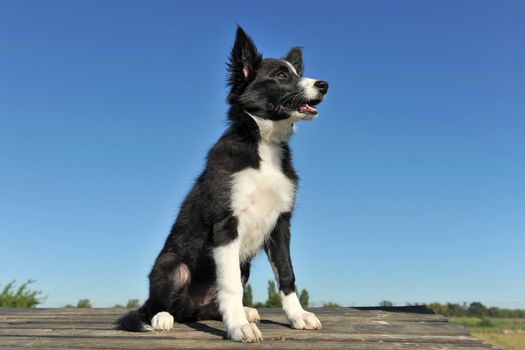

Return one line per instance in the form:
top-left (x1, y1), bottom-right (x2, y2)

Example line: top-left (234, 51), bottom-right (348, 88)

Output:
top-left (468, 302), bottom-right (488, 318)
top-left (76, 299), bottom-right (92, 308)
top-left (243, 284), bottom-right (254, 307)
top-left (428, 302), bottom-right (448, 316)
top-left (299, 288), bottom-right (309, 307)
top-left (265, 281), bottom-right (281, 307)
top-left (447, 303), bottom-right (467, 317)
top-left (0, 280), bottom-right (44, 308)
top-left (379, 300), bottom-right (394, 307)
top-left (126, 299), bottom-right (140, 309)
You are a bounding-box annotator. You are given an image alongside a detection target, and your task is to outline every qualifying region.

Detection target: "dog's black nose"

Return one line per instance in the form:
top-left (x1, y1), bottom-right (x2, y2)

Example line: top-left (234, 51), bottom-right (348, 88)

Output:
top-left (314, 80), bottom-right (329, 94)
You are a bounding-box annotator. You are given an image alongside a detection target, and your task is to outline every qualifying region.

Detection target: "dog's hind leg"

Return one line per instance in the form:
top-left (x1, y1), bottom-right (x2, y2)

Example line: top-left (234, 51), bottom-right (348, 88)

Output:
top-left (148, 254), bottom-right (192, 330)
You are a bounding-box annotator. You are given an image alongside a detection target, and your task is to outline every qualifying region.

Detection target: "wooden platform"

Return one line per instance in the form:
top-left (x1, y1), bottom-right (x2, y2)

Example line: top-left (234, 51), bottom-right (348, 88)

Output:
top-left (0, 307), bottom-right (497, 349)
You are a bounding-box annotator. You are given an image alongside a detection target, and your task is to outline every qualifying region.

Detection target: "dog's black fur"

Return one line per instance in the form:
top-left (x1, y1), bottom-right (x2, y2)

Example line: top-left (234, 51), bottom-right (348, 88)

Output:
top-left (116, 26), bottom-right (328, 336)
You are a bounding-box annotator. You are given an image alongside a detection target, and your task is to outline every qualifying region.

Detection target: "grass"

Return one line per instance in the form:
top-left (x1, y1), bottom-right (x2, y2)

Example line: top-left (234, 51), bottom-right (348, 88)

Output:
top-left (449, 317), bottom-right (525, 350)
top-left (0, 280), bottom-right (44, 308)
top-left (471, 333), bottom-right (525, 350)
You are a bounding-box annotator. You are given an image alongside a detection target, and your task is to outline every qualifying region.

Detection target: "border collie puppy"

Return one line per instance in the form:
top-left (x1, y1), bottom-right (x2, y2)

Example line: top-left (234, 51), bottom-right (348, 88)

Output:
top-left (116, 26), bottom-right (329, 343)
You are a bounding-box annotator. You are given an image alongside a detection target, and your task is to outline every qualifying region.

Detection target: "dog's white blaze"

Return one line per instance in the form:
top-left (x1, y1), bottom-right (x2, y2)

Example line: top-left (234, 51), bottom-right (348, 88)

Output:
top-left (231, 114), bottom-right (296, 263)
top-left (213, 239), bottom-right (248, 329)
top-left (284, 61), bottom-right (299, 76)
top-left (298, 77), bottom-right (319, 100)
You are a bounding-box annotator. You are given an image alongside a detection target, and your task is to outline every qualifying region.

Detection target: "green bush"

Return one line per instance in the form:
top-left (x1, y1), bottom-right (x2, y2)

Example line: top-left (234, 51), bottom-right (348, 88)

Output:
top-left (322, 302), bottom-right (341, 307)
top-left (478, 318), bottom-right (495, 328)
top-left (0, 280), bottom-right (44, 308)
top-left (379, 300), bottom-right (394, 307)
top-left (126, 299), bottom-right (140, 309)
top-left (76, 299), bottom-right (92, 308)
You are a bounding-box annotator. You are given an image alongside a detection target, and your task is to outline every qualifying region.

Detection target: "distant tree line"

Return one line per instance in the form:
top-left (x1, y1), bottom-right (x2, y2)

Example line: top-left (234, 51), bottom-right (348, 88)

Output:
top-left (378, 300), bottom-right (525, 318)
top-left (426, 302), bottom-right (525, 318)
top-left (63, 299), bottom-right (140, 308)
top-left (4, 279), bottom-right (524, 319)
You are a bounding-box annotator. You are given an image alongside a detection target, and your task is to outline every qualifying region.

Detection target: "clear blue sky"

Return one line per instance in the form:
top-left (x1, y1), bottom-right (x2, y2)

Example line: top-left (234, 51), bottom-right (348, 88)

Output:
top-left (1, 0), bottom-right (524, 309)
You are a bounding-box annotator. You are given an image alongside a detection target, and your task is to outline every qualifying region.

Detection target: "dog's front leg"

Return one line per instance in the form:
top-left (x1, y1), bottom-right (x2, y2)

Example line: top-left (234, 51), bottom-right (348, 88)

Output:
top-left (213, 236), bottom-right (263, 342)
top-left (265, 213), bottom-right (322, 330)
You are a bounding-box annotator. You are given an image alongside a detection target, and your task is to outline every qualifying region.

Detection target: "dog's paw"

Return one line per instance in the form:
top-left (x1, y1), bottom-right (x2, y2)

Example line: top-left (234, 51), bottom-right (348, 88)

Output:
top-left (227, 323), bottom-right (263, 342)
top-left (244, 307), bottom-right (260, 323)
top-left (287, 311), bottom-right (322, 330)
top-left (141, 324), bottom-right (153, 332)
top-left (151, 311), bottom-right (174, 331)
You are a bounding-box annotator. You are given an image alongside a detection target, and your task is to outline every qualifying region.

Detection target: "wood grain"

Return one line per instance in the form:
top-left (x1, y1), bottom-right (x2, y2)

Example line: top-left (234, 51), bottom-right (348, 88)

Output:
top-left (0, 307), bottom-right (497, 349)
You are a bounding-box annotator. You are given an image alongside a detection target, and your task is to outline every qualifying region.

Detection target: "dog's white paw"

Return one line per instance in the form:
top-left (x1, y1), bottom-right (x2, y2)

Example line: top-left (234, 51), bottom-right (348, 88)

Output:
top-left (287, 311), bottom-right (322, 330)
top-left (227, 323), bottom-right (263, 342)
top-left (151, 311), bottom-right (174, 331)
top-left (244, 307), bottom-right (260, 323)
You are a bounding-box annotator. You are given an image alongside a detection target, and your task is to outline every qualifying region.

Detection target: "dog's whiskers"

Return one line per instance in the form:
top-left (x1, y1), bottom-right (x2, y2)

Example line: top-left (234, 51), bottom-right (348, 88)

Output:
top-left (277, 90), bottom-right (303, 108)
top-left (289, 92), bottom-right (305, 108)
top-left (277, 90), bottom-right (301, 104)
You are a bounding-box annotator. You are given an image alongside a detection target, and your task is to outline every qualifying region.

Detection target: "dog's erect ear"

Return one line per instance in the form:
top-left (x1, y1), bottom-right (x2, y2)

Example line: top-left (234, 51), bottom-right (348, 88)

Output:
top-left (283, 47), bottom-right (303, 76)
top-left (228, 26), bottom-right (262, 103)
top-left (227, 26), bottom-right (262, 102)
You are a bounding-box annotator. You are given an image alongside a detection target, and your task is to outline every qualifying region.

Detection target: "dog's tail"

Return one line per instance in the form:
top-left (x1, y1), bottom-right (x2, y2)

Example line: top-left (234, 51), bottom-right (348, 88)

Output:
top-left (115, 303), bottom-right (153, 332)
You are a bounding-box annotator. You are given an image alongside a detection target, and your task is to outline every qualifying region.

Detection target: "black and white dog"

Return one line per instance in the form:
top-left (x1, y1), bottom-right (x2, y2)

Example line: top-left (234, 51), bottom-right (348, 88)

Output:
top-left (116, 26), bottom-right (329, 343)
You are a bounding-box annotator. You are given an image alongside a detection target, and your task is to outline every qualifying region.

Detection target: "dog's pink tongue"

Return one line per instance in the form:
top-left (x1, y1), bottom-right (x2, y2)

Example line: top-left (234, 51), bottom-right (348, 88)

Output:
top-left (299, 103), bottom-right (317, 113)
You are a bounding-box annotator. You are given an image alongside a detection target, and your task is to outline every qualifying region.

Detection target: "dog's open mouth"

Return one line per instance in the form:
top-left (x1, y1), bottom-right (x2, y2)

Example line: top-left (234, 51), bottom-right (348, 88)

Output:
top-left (282, 98), bottom-right (322, 115)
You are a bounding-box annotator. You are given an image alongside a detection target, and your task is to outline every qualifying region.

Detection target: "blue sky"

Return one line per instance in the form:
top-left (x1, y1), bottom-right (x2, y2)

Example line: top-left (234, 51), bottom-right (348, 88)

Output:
top-left (1, 0), bottom-right (523, 309)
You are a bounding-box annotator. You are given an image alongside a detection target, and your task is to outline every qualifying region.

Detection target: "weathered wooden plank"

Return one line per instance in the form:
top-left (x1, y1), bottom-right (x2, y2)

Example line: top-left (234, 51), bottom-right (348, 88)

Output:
top-left (0, 336), bottom-right (495, 350)
top-left (0, 307), bottom-right (449, 322)
top-left (0, 318), bottom-right (469, 335)
top-left (0, 307), bottom-right (497, 350)
top-left (0, 327), bottom-right (491, 345)
top-left (0, 321), bottom-right (471, 336)
top-left (0, 315), bottom-right (468, 336)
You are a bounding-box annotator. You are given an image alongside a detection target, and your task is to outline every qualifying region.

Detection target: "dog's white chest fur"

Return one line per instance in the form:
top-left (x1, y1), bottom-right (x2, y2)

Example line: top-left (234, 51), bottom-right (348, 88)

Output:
top-left (230, 124), bottom-right (295, 262)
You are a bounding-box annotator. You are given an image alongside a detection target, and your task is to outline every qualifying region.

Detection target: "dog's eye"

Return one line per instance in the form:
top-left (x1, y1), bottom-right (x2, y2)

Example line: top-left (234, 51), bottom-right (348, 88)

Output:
top-left (277, 72), bottom-right (287, 79)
